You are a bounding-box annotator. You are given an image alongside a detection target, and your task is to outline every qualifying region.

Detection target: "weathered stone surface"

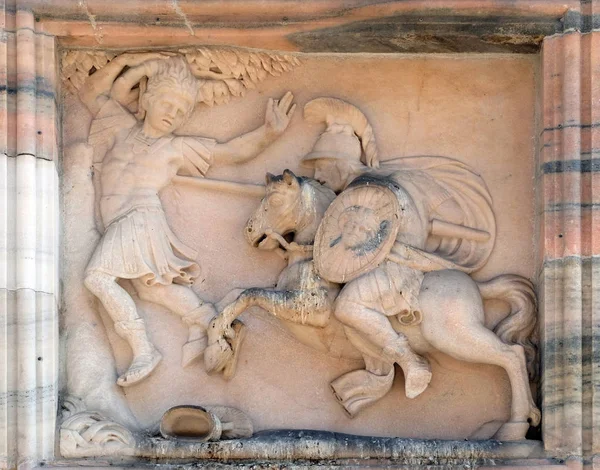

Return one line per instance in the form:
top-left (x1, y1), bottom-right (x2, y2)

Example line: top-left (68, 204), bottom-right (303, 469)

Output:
top-left (1, 0), bottom-right (600, 468)
top-left (59, 50), bottom-right (539, 449)
top-left (539, 31), bottom-right (600, 457)
top-left (0, 8), bottom-right (59, 470)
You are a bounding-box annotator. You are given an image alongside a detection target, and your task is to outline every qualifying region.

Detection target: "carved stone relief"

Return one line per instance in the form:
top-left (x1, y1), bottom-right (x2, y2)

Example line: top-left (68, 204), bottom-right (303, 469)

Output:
top-left (60, 48), bottom-right (539, 457)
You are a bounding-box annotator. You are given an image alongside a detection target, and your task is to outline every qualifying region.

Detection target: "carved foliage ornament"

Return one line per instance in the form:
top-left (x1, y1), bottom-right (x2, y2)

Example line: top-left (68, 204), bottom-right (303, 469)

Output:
top-left (62, 47), bottom-right (301, 107)
top-left (60, 397), bottom-right (135, 458)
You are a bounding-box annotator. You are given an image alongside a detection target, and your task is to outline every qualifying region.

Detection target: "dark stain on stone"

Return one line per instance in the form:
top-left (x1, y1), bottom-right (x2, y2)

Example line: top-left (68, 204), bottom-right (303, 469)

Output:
top-left (543, 122), bottom-right (600, 132)
top-left (350, 220), bottom-right (390, 256)
top-left (545, 202), bottom-right (600, 212)
top-left (287, 13), bottom-right (564, 53)
top-left (542, 158), bottom-right (600, 174)
top-left (329, 235), bottom-right (341, 248)
top-left (134, 429), bottom-right (544, 463)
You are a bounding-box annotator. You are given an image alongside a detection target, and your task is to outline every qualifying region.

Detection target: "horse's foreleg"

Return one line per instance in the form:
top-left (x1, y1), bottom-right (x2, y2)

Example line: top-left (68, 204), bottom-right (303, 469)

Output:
top-left (210, 289), bottom-right (258, 340)
top-left (216, 288), bottom-right (246, 312)
top-left (205, 288), bottom-right (270, 376)
top-left (244, 287), bottom-right (331, 327)
top-left (213, 287), bottom-right (330, 337)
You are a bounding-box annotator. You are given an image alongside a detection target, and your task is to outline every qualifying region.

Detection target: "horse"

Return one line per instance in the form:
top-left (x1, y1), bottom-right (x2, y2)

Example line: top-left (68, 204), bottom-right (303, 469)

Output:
top-left (207, 169), bottom-right (540, 441)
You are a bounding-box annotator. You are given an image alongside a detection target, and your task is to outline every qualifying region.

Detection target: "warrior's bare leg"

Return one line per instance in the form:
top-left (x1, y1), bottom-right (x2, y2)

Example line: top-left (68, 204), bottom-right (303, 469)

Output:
top-left (84, 271), bottom-right (162, 387)
top-left (334, 297), bottom-right (432, 399)
top-left (131, 280), bottom-right (217, 367)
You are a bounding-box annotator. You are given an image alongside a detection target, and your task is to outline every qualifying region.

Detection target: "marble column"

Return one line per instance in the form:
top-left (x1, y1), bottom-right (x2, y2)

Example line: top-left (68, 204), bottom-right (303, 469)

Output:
top-left (539, 25), bottom-right (600, 461)
top-left (0, 4), bottom-right (59, 469)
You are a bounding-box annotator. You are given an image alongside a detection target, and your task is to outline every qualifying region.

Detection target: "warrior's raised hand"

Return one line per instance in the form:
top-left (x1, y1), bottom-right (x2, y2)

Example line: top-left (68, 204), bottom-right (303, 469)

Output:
top-left (212, 91), bottom-right (297, 165)
top-left (264, 91), bottom-right (296, 140)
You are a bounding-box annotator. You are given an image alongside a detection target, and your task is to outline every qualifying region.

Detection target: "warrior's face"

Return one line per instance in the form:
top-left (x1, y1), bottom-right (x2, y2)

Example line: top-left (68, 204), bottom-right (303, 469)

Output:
top-left (339, 208), bottom-right (379, 250)
top-left (341, 218), bottom-right (369, 248)
top-left (313, 159), bottom-right (350, 193)
top-left (144, 89), bottom-right (195, 136)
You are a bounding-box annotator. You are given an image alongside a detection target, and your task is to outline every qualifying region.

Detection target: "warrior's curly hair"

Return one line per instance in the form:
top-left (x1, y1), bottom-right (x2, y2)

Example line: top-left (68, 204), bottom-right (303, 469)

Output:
top-left (143, 56), bottom-right (200, 112)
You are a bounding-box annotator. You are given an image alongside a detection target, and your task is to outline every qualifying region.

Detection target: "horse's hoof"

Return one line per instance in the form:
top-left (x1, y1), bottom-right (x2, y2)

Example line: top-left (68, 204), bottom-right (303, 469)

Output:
top-left (404, 368), bottom-right (432, 399)
top-left (492, 421), bottom-right (530, 441)
top-left (204, 339), bottom-right (233, 375)
top-left (222, 320), bottom-right (246, 380)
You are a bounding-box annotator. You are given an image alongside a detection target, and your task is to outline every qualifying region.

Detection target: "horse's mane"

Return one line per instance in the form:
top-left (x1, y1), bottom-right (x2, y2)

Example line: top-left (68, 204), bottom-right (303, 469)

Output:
top-left (299, 177), bottom-right (336, 206)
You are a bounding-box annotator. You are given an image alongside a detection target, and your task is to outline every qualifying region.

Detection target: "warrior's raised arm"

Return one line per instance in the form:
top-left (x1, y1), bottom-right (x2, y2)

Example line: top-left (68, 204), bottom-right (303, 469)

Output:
top-left (79, 52), bottom-right (172, 115)
top-left (212, 91), bottom-right (296, 166)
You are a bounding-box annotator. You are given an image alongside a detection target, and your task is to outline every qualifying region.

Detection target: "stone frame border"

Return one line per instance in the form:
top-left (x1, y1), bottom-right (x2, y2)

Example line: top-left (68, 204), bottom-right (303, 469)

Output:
top-left (1, 0), bottom-right (598, 468)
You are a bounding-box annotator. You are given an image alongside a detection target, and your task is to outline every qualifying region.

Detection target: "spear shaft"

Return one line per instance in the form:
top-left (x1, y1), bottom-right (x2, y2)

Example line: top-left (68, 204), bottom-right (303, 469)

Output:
top-left (174, 176), bottom-right (490, 243)
top-left (173, 175), bottom-right (266, 197)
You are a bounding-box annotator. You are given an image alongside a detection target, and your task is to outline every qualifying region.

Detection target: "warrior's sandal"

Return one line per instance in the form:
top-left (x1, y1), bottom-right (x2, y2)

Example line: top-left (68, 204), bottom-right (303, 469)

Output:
top-left (117, 348), bottom-right (163, 387)
top-left (404, 367), bottom-right (432, 399)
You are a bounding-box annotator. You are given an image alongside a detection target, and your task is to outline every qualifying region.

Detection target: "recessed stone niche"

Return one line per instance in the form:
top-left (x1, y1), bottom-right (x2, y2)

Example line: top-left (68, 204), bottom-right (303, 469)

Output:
top-left (4, 2), bottom-right (599, 468)
top-left (60, 48), bottom-right (538, 451)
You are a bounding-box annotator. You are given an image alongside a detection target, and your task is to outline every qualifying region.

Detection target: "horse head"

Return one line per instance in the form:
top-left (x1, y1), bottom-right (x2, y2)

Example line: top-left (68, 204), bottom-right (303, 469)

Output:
top-left (246, 169), bottom-right (335, 250)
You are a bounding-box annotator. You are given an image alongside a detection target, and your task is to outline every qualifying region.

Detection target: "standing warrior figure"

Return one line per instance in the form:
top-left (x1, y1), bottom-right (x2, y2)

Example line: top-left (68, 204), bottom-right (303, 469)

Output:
top-left (79, 53), bottom-right (296, 387)
top-left (303, 98), bottom-right (496, 399)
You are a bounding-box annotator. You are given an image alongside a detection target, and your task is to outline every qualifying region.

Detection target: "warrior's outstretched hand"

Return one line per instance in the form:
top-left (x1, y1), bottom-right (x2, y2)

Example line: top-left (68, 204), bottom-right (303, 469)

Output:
top-left (212, 91), bottom-right (297, 165)
top-left (264, 91), bottom-right (296, 139)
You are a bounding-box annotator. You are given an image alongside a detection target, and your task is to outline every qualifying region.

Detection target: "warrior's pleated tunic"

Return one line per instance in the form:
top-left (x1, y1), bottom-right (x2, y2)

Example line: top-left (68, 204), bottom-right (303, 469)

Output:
top-left (85, 98), bottom-right (216, 286)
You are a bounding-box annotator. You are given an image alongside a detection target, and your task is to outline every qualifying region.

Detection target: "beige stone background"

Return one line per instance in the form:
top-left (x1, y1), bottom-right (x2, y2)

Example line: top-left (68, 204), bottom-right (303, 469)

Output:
top-left (62, 53), bottom-right (537, 439)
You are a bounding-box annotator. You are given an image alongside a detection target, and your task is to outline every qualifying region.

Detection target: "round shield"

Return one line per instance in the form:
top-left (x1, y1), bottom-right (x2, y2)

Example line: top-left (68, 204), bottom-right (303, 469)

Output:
top-left (314, 179), bottom-right (401, 283)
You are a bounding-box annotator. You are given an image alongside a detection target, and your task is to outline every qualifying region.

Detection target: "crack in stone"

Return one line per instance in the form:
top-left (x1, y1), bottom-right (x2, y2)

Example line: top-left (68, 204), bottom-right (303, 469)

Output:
top-left (171, 0), bottom-right (195, 36)
top-left (78, 0), bottom-right (103, 44)
top-left (3, 152), bottom-right (55, 162)
top-left (0, 287), bottom-right (56, 297)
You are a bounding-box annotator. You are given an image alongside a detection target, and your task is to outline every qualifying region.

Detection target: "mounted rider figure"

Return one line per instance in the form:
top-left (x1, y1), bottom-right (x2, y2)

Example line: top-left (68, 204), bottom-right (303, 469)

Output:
top-left (303, 98), bottom-right (496, 400)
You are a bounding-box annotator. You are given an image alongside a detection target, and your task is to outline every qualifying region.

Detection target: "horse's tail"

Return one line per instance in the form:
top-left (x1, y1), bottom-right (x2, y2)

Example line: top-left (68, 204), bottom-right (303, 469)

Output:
top-left (477, 274), bottom-right (538, 381)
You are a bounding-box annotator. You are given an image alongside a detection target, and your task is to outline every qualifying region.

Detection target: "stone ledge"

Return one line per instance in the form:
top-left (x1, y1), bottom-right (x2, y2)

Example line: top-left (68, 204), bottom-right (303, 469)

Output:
top-left (57, 430), bottom-right (544, 465)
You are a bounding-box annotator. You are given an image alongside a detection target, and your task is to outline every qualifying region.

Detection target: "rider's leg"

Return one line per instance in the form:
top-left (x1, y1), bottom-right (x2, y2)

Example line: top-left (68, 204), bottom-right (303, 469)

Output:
top-left (131, 280), bottom-right (217, 366)
top-left (84, 271), bottom-right (161, 386)
top-left (334, 297), bottom-right (431, 399)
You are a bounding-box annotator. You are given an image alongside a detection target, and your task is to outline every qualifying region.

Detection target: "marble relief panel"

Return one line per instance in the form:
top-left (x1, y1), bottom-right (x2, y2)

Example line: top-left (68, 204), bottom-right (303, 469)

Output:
top-left (59, 47), bottom-right (539, 457)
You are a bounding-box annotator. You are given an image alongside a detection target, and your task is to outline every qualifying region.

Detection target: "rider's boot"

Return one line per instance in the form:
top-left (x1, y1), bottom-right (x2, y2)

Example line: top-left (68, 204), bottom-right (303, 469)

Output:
top-left (181, 303), bottom-right (218, 367)
top-left (382, 333), bottom-right (432, 399)
top-left (115, 318), bottom-right (162, 387)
